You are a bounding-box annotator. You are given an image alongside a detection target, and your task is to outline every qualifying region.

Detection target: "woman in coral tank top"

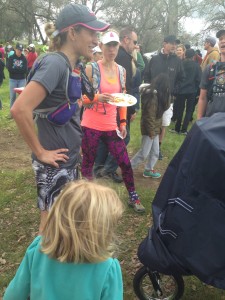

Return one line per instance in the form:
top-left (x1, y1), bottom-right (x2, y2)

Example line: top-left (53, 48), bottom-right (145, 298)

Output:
top-left (81, 30), bottom-right (145, 213)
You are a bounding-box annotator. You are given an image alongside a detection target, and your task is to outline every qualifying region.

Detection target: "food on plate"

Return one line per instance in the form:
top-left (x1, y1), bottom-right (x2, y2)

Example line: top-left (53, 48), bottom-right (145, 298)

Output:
top-left (109, 93), bottom-right (137, 106)
top-left (112, 94), bottom-right (133, 104)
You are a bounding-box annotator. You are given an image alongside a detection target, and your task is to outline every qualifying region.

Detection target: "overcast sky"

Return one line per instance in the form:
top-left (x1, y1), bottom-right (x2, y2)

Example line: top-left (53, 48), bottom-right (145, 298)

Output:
top-left (184, 17), bottom-right (205, 35)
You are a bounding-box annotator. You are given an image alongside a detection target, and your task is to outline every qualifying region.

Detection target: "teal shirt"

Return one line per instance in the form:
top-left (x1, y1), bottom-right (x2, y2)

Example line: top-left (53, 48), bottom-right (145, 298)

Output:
top-left (3, 236), bottom-right (123, 300)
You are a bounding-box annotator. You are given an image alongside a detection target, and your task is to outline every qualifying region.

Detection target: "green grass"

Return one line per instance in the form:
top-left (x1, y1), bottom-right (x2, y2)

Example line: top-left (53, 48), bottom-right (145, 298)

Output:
top-left (0, 71), bottom-right (15, 129)
top-left (1, 71), bottom-right (225, 299)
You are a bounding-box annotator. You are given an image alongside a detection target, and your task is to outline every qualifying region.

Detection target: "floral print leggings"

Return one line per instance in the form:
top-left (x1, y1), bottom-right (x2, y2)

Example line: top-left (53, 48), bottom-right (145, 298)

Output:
top-left (81, 126), bottom-right (135, 193)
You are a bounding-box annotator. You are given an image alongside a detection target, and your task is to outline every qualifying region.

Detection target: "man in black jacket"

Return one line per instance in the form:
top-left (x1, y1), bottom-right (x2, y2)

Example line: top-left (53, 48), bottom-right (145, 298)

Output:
top-left (145, 36), bottom-right (183, 95)
top-left (172, 49), bottom-right (202, 134)
top-left (144, 35), bottom-right (185, 159)
top-left (116, 27), bottom-right (138, 128)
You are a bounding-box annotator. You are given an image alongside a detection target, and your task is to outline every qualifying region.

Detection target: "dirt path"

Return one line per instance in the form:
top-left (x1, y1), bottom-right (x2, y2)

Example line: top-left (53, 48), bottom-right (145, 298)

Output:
top-left (0, 128), bottom-right (167, 191)
top-left (0, 129), bottom-right (31, 171)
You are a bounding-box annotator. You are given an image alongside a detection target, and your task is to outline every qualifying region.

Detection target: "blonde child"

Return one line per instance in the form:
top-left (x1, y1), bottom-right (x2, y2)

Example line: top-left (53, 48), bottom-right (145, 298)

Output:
top-left (3, 180), bottom-right (124, 300)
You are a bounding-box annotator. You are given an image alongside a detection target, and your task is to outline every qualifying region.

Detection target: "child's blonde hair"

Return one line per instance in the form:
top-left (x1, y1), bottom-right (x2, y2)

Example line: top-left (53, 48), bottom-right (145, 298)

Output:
top-left (41, 180), bottom-right (124, 263)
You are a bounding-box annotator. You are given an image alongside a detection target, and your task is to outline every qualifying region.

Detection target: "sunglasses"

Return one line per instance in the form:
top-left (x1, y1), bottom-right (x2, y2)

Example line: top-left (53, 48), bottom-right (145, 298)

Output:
top-left (126, 36), bottom-right (138, 45)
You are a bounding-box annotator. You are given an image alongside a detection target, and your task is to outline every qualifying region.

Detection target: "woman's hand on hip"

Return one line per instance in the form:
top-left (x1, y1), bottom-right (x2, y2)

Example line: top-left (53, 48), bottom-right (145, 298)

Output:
top-left (37, 148), bottom-right (69, 168)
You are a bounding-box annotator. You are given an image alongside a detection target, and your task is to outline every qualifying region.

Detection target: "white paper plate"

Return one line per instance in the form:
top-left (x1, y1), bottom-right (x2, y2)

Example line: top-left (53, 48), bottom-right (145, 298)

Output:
top-left (109, 93), bottom-right (137, 107)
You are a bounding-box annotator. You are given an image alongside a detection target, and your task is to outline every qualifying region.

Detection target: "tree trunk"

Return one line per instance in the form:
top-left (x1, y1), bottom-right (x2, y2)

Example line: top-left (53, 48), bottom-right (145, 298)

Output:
top-left (28, 28), bottom-right (32, 45)
top-left (34, 17), bottom-right (45, 44)
top-left (167, 0), bottom-right (178, 36)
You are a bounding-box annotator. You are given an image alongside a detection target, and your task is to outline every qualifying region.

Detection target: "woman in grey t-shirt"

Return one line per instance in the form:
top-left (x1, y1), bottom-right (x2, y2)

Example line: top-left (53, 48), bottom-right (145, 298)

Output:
top-left (11, 3), bottom-right (109, 233)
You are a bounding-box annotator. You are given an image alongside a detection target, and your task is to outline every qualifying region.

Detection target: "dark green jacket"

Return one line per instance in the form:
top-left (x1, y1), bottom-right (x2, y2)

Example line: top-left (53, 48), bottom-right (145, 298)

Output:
top-left (141, 93), bottom-right (162, 137)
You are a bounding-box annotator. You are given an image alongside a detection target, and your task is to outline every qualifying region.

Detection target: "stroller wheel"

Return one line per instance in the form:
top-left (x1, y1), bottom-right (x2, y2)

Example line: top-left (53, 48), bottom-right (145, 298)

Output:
top-left (133, 266), bottom-right (184, 300)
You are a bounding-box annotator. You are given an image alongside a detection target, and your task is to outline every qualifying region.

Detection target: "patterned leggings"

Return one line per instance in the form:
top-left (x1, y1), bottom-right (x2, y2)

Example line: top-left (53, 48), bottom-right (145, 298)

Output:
top-left (32, 160), bottom-right (79, 211)
top-left (81, 126), bottom-right (135, 193)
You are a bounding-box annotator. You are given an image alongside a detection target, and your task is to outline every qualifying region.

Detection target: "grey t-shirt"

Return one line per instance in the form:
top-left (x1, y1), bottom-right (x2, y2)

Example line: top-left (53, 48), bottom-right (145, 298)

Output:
top-left (31, 54), bottom-right (82, 169)
top-left (200, 63), bottom-right (225, 92)
top-left (200, 63), bottom-right (225, 116)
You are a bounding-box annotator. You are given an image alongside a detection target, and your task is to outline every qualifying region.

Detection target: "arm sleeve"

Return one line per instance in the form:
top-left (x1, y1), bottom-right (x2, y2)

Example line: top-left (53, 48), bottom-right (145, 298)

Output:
top-left (3, 237), bottom-right (40, 300)
top-left (118, 106), bottom-right (127, 125)
top-left (101, 259), bottom-right (123, 300)
top-left (145, 99), bottom-right (157, 137)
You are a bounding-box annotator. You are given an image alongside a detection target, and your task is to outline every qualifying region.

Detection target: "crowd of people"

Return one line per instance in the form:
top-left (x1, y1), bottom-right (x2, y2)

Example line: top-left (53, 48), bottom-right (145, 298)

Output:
top-left (0, 42), bottom-right (39, 117)
top-left (2, 2), bottom-right (225, 299)
top-left (0, 42), bottom-right (46, 117)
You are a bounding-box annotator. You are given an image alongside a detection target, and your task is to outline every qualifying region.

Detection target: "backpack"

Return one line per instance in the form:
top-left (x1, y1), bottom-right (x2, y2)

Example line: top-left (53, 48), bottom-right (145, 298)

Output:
top-left (29, 52), bottom-right (94, 126)
top-left (207, 61), bottom-right (225, 101)
top-left (82, 61), bottom-right (126, 114)
top-left (91, 61), bottom-right (126, 92)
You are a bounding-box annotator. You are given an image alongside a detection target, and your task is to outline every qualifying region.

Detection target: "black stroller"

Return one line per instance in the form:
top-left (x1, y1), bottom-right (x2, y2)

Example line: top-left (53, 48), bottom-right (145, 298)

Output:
top-left (133, 113), bottom-right (225, 299)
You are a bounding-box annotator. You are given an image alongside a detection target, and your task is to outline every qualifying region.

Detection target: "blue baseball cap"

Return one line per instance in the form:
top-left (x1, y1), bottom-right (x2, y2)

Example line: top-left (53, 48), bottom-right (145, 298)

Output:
top-left (55, 4), bottom-right (110, 36)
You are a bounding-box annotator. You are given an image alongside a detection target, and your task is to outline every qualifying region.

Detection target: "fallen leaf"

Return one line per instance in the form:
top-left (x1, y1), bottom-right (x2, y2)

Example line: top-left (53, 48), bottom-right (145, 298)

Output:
top-left (0, 258), bottom-right (6, 264)
top-left (17, 235), bottom-right (26, 243)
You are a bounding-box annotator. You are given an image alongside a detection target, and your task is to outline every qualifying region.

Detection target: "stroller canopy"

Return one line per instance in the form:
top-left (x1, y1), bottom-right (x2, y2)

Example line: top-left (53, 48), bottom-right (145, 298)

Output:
top-left (138, 112), bottom-right (225, 289)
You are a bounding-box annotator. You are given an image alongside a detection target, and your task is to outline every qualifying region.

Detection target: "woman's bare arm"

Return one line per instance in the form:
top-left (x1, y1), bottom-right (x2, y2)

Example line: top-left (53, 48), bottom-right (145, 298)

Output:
top-left (11, 81), bottom-right (69, 168)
